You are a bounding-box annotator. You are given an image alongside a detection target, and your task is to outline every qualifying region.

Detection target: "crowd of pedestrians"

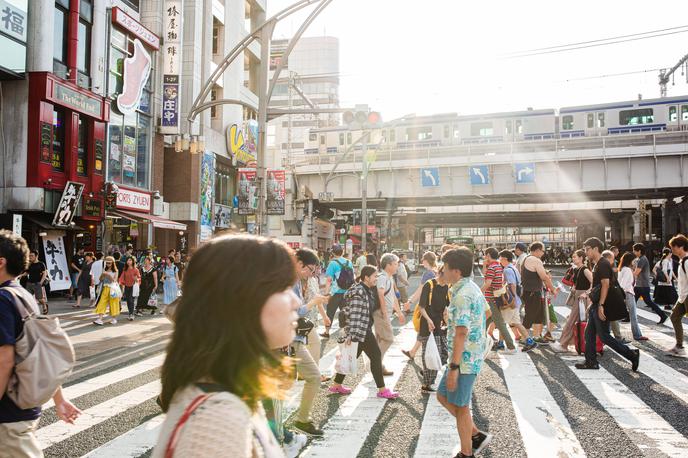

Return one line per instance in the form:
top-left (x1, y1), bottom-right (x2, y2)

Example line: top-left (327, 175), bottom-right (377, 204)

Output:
top-left (2, 228), bottom-right (688, 458)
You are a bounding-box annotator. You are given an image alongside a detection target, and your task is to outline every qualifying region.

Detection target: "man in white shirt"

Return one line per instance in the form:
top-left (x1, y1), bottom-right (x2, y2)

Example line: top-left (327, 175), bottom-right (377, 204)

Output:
top-left (668, 234), bottom-right (688, 356)
top-left (376, 253), bottom-right (406, 375)
top-left (89, 252), bottom-right (105, 306)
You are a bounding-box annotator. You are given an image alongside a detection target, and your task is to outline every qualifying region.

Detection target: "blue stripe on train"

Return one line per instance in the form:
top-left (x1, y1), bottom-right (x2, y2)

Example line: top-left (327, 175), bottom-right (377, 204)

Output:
top-left (608, 124), bottom-right (666, 134)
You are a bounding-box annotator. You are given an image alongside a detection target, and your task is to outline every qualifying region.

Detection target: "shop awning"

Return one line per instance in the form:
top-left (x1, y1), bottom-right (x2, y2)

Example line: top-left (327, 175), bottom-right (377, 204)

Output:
top-left (111, 210), bottom-right (187, 231)
top-left (24, 214), bottom-right (86, 231)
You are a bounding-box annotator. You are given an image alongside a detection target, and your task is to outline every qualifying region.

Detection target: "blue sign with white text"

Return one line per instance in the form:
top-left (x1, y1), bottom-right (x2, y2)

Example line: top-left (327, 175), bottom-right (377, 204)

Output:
top-left (469, 165), bottom-right (489, 185)
top-left (421, 168), bottom-right (440, 187)
top-left (515, 163), bottom-right (535, 183)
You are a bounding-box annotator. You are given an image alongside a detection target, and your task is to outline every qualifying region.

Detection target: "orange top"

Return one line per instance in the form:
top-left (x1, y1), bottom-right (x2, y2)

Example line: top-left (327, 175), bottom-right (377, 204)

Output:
top-left (119, 267), bottom-right (141, 287)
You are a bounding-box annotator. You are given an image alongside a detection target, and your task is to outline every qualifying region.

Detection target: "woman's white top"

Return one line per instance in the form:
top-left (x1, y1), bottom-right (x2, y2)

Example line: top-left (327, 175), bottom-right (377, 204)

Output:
top-left (618, 266), bottom-right (635, 295)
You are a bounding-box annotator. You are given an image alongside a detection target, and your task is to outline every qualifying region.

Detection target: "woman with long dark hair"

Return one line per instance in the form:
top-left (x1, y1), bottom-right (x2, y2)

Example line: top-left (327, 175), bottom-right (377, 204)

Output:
top-left (153, 234), bottom-right (299, 458)
top-left (93, 256), bottom-right (121, 325)
top-left (161, 256), bottom-right (180, 305)
top-left (329, 265), bottom-right (399, 399)
top-left (552, 249), bottom-right (592, 352)
top-left (118, 256), bottom-right (141, 321)
top-left (653, 248), bottom-right (678, 309)
top-left (618, 252), bottom-right (648, 341)
top-left (135, 256), bottom-right (158, 315)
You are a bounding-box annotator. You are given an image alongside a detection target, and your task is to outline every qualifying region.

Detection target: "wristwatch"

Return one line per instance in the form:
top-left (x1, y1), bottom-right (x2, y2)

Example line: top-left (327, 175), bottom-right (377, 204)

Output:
top-left (449, 363), bottom-right (460, 371)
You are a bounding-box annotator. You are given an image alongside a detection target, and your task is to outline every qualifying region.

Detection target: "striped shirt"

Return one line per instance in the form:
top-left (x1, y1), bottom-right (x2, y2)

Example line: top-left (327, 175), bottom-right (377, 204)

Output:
top-left (484, 261), bottom-right (503, 298)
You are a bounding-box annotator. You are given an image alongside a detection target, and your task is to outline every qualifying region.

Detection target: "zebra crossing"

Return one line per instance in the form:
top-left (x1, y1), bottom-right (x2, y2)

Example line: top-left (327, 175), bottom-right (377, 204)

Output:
top-left (34, 300), bottom-right (688, 458)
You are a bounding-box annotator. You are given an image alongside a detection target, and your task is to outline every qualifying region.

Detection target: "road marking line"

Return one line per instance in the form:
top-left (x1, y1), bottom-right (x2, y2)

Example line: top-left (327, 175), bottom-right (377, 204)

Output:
top-left (68, 320), bottom-right (168, 345)
top-left (499, 352), bottom-right (585, 457)
top-left (634, 305), bottom-right (673, 330)
top-left (44, 354), bottom-right (165, 409)
top-left (414, 373), bottom-right (457, 458)
top-left (37, 380), bottom-right (161, 449)
top-left (301, 323), bottom-right (416, 457)
top-left (80, 415), bottom-right (166, 458)
top-left (562, 357), bottom-right (688, 457)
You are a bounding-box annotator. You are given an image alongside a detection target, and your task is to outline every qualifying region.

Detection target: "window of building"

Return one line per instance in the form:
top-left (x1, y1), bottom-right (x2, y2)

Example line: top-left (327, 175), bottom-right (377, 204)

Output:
top-left (52, 108), bottom-right (65, 172)
top-left (136, 116), bottom-right (149, 188)
top-left (682, 105), bottom-right (688, 121)
top-left (470, 122), bottom-right (493, 137)
top-left (562, 115), bottom-right (574, 130)
top-left (670, 106), bottom-right (678, 122)
top-left (77, 116), bottom-right (88, 176)
top-left (597, 112), bottom-right (605, 128)
top-left (619, 108), bottom-right (654, 126)
top-left (210, 89), bottom-right (218, 119)
top-left (214, 161), bottom-right (234, 206)
top-left (77, 0), bottom-right (92, 79)
top-left (587, 113), bottom-right (594, 128)
top-left (212, 20), bottom-right (221, 55)
top-left (53, 1), bottom-right (68, 64)
top-left (309, 132), bottom-right (317, 142)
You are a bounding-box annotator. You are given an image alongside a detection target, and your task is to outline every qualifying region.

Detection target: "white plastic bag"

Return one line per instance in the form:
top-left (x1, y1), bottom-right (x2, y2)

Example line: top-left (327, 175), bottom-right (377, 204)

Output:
top-left (132, 282), bottom-right (140, 297)
top-left (424, 332), bottom-right (443, 371)
top-left (335, 341), bottom-right (358, 375)
top-left (89, 286), bottom-right (96, 300)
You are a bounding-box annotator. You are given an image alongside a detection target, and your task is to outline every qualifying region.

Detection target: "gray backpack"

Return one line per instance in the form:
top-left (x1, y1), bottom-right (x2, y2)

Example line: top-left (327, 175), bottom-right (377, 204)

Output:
top-left (2, 286), bottom-right (75, 409)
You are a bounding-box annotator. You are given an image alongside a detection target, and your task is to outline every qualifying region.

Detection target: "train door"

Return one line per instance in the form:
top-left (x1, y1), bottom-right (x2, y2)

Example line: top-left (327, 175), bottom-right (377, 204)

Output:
top-left (668, 105), bottom-right (679, 130)
top-left (681, 105), bottom-right (688, 130)
top-left (585, 112), bottom-right (606, 135)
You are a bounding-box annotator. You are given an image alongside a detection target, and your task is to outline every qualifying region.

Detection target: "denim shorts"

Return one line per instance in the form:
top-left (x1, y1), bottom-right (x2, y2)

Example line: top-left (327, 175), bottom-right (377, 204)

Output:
top-left (437, 366), bottom-right (477, 407)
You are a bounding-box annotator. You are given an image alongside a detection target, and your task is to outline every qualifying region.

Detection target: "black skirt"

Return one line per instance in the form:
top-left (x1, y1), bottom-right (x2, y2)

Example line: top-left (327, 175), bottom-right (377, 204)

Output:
top-left (654, 285), bottom-right (678, 305)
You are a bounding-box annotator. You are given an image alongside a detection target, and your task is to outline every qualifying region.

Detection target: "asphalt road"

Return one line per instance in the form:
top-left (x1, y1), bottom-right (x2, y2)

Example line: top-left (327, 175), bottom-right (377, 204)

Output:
top-left (35, 272), bottom-right (688, 458)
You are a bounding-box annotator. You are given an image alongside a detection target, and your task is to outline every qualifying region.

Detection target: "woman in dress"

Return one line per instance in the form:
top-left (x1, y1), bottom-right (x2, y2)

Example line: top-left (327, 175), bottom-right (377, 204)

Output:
top-left (136, 256), bottom-right (159, 315)
top-left (402, 251), bottom-right (438, 360)
top-left (551, 249), bottom-right (592, 352)
top-left (162, 256), bottom-right (180, 305)
top-left (653, 248), bottom-right (677, 310)
top-left (152, 234), bottom-right (299, 458)
top-left (93, 256), bottom-right (121, 325)
top-left (619, 252), bottom-right (648, 342)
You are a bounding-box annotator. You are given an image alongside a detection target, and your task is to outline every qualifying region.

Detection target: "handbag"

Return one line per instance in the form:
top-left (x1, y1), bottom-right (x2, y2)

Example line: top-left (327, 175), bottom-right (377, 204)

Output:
top-left (296, 317), bottom-right (315, 338)
top-left (562, 267), bottom-right (576, 287)
top-left (148, 294), bottom-right (158, 307)
top-left (589, 280), bottom-right (628, 321)
top-left (132, 282), bottom-right (140, 297)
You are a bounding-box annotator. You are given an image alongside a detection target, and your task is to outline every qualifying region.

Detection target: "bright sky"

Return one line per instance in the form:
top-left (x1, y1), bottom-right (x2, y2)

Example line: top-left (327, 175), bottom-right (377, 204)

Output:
top-left (269, 0), bottom-right (688, 119)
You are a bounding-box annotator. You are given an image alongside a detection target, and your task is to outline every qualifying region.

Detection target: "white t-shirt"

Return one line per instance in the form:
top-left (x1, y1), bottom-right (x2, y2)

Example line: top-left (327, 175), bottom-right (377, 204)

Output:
top-left (90, 260), bottom-right (104, 285)
top-left (376, 270), bottom-right (395, 311)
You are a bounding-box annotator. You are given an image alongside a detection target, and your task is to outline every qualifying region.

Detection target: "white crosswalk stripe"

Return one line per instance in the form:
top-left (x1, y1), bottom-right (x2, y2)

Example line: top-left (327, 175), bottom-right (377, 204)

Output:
top-left (33, 299), bottom-right (688, 458)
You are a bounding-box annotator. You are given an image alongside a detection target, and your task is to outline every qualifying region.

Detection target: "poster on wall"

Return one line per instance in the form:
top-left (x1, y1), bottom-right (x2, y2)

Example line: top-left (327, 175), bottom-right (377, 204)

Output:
top-left (214, 204), bottom-right (232, 228)
top-left (52, 181), bottom-right (84, 227)
top-left (237, 168), bottom-right (257, 215)
top-left (199, 151), bottom-right (215, 242)
top-left (41, 232), bottom-right (71, 291)
top-left (266, 169), bottom-right (286, 215)
top-left (160, 0), bottom-right (182, 133)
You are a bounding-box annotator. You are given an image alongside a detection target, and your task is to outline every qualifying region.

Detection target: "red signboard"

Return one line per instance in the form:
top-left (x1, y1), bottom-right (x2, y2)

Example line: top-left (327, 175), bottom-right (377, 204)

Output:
top-left (112, 7), bottom-right (161, 50)
top-left (350, 225), bottom-right (378, 235)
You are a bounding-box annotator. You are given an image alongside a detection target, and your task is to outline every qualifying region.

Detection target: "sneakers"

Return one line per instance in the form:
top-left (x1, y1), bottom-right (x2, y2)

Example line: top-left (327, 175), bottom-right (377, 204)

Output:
top-left (658, 315), bottom-right (668, 325)
top-left (293, 421), bottom-right (323, 437)
top-left (472, 430), bottom-right (493, 455)
top-left (328, 385), bottom-right (352, 395)
top-left (128, 315), bottom-right (134, 321)
top-left (574, 361), bottom-right (600, 370)
top-left (282, 432), bottom-right (307, 458)
top-left (93, 319), bottom-right (104, 326)
top-left (666, 345), bottom-right (687, 357)
top-left (522, 338), bottom-right (537, 352)
top-left (421, 385), bottom-right (436, 393)
top-left (663, 305), bottom-right (673, 311)
top-left (550, 342), bottom-right (567, 353)
top-left (502, 347), bottom-right (518, 355)
top-left (110, 318), bottom-right (117, 325)
top-left (319, 331), bottom-right (330, 339)
top-left (492, 341), bottom-right (505, 351)
top-left (376, 388), bottom-right (399, 399)
top-left (382, 368), bottom-right (394, 376)
top-left (631, 349), bottom-right (640, 372)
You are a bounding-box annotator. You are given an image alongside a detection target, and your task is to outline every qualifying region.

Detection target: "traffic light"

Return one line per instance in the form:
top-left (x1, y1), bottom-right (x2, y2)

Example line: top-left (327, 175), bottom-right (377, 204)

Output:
top-left (343, 104), bottom-right (383, 129)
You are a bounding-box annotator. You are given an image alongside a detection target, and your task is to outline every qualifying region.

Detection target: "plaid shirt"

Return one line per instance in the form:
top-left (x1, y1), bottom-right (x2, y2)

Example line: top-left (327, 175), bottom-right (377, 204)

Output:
top-left (342, 282), bottom-right (373, 343)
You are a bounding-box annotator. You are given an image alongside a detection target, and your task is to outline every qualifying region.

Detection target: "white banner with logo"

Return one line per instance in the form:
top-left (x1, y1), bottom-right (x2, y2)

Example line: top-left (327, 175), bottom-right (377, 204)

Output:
top-left (41, 231), bottom-right (71, 291)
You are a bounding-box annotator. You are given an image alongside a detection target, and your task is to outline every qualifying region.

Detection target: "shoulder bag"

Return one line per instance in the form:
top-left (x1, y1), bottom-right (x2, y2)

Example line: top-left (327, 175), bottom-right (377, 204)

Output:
top-left (589, 271), bottom-right (628, 322)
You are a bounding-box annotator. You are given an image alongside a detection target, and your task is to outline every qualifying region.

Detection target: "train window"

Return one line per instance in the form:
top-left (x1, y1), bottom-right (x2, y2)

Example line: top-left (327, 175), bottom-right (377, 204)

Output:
top-left (320, 135), bottom-right (325, 145)
top-left (389, 129), bottom-right (395, 142)
top-left (347, 132), bottom-right (353, 144)
top-left (587, 113), bottom-right (594, 128)
top-left (682, 105), bottom-right (688, 121)
top-left (471, 122), bottom-right (493, 136)
top-left (453, 126), bottom-right (459, 138)
top-left (597, 112), bottom-right (605, 127)
top-left (516, 120), bottom-right (523, 134)
top-left (339, 133), bottom-right (345, 146)
top-left (669, 106), bottom-right (677, 122)
top-left (505, 120), bottom-right (512, 135)
top-left (443, 125), bottom-right (450, 138)
top-left (418, 127), bottom-right (433, 140)
top-left (309, 132), bottom-right (317, 142)
top-left (619, 108), bottom-right (654, 125)
top-left (562, 115), bottom-right (574, 130)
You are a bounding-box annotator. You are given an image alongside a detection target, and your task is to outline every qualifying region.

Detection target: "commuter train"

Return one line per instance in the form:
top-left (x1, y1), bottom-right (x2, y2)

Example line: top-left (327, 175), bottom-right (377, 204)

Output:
top-left (304, 94), bottom-right (688, 154)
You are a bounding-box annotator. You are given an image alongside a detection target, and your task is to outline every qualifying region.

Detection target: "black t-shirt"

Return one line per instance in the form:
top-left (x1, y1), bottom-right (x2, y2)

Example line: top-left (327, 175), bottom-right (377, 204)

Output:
top-left (574, 266), bottom-right (591, 290)
top-left (418, 280), bottom-right (449, 337)
top-left (0, 281), bottom-right (42, 423)
top-left (592, 257), bottom-right (613, 288)
top-left (71, 254), bottom-right (85, 273)
top-left (26, 261), bottom-right (46, 283)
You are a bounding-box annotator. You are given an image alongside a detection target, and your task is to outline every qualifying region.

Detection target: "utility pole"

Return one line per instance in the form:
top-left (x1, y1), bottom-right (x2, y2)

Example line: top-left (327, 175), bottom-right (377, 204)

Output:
top-left (361, 135), bottom-right (368, 253)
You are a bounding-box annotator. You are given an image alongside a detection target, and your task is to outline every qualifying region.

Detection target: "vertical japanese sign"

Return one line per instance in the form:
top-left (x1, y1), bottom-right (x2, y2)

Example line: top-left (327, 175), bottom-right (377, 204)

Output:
top-left (237, 168), bottom-right (257, 215)
top-left (160, 0), bottom-right (182, 133)
top-left (266, 169), bottom-right (286, 215)
top-left (52, 181), bottom-right (85, 227)
top-left (199, 151), bottom-right (215, 242)
top-left (41, 232), bottom-right (71, 291)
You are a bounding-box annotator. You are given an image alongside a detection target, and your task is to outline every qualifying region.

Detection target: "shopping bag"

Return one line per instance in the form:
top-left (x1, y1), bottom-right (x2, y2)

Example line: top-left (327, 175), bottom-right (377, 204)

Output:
top-left (109, 283), bottom-right (122, 299)
top-left (89, 286), bottom-right (96, 300)
top-left (424, 332), bottom-right (442, 371)
top-left (132, 283), bottom-right (140, 297)
top-left (334, 341), bottom-right (358, 375)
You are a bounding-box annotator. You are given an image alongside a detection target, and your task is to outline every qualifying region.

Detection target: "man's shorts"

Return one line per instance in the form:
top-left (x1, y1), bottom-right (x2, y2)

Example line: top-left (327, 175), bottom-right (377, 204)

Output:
top-left (522, 290), bottom-right (545, 328)
top-left (70, 272), bottom-right (79, 289)
top-left (437, 366), bottom-right (477, 407)
top-left (26, 282), bottom-right (45, 301)
top-left (501, 306), bottom-right (521, 326)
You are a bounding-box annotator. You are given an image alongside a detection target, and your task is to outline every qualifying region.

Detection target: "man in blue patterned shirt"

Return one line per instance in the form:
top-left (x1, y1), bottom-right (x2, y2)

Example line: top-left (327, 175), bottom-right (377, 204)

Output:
top-left (437, 247), bottom-right (493, 458)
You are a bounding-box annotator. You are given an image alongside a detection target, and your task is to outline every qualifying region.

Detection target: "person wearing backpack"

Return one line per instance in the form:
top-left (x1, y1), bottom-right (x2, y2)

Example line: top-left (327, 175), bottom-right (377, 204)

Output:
top-left (0, 230), bottom-right (81, 456)
top-left (320, 245), bottom-right (354, 339)
top-left (667, 234), bottom-right (688, 357)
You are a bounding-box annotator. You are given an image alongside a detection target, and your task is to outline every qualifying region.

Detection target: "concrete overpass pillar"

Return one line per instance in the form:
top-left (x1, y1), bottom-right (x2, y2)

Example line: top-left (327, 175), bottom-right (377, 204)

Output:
top-left (663, 200), bottom-right (677, 242)
top-left (678, 200), bottom-right (688, 236)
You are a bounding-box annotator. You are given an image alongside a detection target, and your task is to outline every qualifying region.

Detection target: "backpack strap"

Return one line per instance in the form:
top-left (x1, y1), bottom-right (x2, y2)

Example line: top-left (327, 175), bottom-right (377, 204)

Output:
top-left (165, 393), bottom-right (215, 458)
top-left (0, 286), bottom-right (37, 321)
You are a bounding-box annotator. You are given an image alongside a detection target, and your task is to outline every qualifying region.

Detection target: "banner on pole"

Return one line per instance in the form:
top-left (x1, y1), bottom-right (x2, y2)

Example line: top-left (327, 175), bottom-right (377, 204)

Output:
top-left (41, 232), bottom-right (71, 291)
top-left (237, 168), bottom-right (257, 215)
top-left (199, 151), bottom-right (216, 242)
top-left (266, 169), bottom-right (286, 215)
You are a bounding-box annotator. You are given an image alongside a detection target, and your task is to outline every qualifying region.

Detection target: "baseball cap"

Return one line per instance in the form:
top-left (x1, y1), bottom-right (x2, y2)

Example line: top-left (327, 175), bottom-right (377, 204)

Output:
top-left (515, 242), bottom-right (527, 252)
